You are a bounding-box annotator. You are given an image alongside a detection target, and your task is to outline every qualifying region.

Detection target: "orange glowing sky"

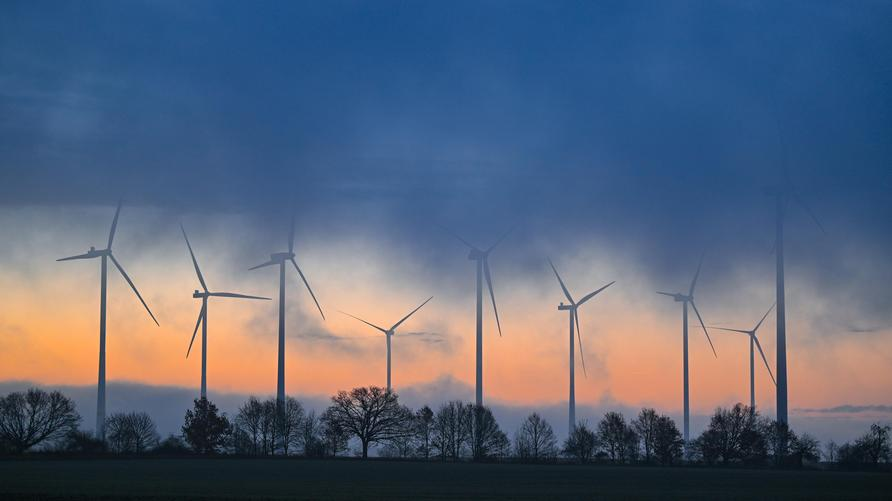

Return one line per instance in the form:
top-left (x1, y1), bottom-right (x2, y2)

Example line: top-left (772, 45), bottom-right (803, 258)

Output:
top-left (1, 206), bottom-right (890, 417)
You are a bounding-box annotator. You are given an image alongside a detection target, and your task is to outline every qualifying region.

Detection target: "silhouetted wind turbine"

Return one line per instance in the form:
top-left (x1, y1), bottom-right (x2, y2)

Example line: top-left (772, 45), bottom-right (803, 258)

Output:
top-left (339, 296), bottom-right (433, 392)
top-left (250, 216), bottom-right (324, 407)
top-left (548, 259), bottom-right (614, 433)
top-left (656, 253), bottom-right (716, 445)
top-left (181, 224), bottom-right (269, 399)
top-left (449, 228), bottom-right (510, 407)
top-left (57, 201), bottom-right (158, 440)
top-left (771, 123), bottom-right (825, 425)
top-left (710, 304), bottom-right (776, 411)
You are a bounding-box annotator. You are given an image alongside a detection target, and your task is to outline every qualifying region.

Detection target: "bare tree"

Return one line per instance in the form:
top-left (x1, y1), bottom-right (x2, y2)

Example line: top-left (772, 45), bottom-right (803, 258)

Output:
top-left (514, 413), bottom-right (558, 461)
top-left (106, 412), bottom-right (159, 454)
top-left (468, 405), bottom-right (509, 460)
top-left (260, 399), bottom-right (278, 455)
top-left (414, 405), bottom-right (434, 459)
top-left (321, 408), bottom-right (349, 457)
top-left (324, 387), bottom-right (412, 458)
top-left (764, 418), bottom-right (796, 465)
top-left (793, 433), bottom-right (821, 464)
top-left (382, 411), bottom-right (418, 458)
top-left (824, 440), bottom-right (839, 463)
top-left (432, 400), bottom-right (472, 460)
top-left (652, 415), bottom-right (683, 465)
top-left (562, 421), bottom-right (598, 463)
top-left (858, 424), bottom-right (890, 464)
top-left (632, 408), bottom-right (659, 462)
top-left (300, 410), bottom-right (324, 457)
top-left (234, 396), bottom-right (281, 455)
top-left (277, 397), bottom-right (304, 455)
top-left (694, 404), bottom-right (767, 465)
top-left (0, 388), bottom-right (80, 453)
top-left (598, 411), bottom-right (636, 462)
top-left (60, 430), bottom-right (106, 454)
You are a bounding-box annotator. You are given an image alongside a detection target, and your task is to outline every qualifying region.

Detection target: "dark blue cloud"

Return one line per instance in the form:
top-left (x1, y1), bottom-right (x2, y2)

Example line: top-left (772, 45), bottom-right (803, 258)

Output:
top-left (1, 1), bottom-right (891, 322)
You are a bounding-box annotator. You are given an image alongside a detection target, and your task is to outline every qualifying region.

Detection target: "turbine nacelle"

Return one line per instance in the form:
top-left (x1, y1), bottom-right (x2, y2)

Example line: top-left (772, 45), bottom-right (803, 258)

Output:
top-left (270, 251), bottom-right (295, 262)
top-left (557, 303), bottom-right (575, 311)
top-left (467, 248), bottom-right (487, 260)
top-left (89, 247), bottom-right (109, 257)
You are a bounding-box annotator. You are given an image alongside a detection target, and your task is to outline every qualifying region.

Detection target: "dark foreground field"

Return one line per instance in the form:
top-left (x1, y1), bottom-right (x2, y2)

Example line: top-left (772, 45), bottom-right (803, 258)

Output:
top-left (1, 458), bottom-right (890, 500)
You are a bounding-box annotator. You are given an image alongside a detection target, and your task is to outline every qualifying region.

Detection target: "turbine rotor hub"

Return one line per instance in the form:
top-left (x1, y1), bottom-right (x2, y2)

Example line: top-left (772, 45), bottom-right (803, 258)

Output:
top-left (467, 248), bottom-right (486, 260)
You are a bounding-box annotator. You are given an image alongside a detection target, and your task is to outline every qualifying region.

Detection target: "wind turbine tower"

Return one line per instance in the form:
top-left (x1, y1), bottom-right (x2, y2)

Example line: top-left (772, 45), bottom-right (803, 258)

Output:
top-left (450, 229), bottom-right (509, 407)
top-left (711, 304), bottom-right (776, 411)
top-left (548, 259), bottom-right (614, 433)
top-left (250, 216), bottom-right (324, 407)
top-left (656, 254), bottom-right (716, 445)
top-left (181, 224), bottom-right (269, 399)
top-left (340, 296), bottom-right (433, 391)
top-left (58, 201), bottom-right (158, 440)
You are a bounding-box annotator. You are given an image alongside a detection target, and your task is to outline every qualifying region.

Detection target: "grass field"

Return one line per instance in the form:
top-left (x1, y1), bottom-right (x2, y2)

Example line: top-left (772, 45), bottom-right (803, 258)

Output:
top-left (0, 458), bottom-right (890, 500)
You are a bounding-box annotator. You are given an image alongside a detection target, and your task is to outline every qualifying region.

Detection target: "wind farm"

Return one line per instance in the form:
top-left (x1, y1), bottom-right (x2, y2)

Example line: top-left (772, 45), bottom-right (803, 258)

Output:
top-left (2, 1), bottom-right (891, 499)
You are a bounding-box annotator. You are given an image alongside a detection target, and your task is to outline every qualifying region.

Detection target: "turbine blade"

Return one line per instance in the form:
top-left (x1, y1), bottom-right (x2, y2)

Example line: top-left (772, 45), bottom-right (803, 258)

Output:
top-left (180, 224), bottom-right (208, 292)
top-left (690, 300), bottom-right (716, 358)
top-left (484, 258), bottom-right (502, 336)
top-left (288, 214), bottom-right (295, 254)
top-left (107, 200), bottom-right (121, 249)
top-left (440, 225), bottom-right (478, 251)
top-left (57, 252), bottom-right (94, 261)
top-left (290, 257), bottom-right (325, 320)
top-left (752, 303), bottom-right (776, 332)
top-left (577, 281), bottom-right (615, 306)
top-left (753, 335), bottom-right (777, 385)
top-left (339, 310), bottom-right (387, 333)
top-left (209, 292), bottom-right (271, 300)
top-left (708, 326), bottom-right (752, 335)
top-left (655, 291), bottom-right (676, 297)
top-left (689, 251), bottom-right (705, 296)
top-left (575, 310), bottom-right (587, 378)
top-left (186, 303), bottom-right (206, 358)
top-left (792, 192), bottom-right (827, 234)
top-left (249, 260), bottom-right (277, 270)
top-left (548, 258), bottom-right (575, 304)
top-left (109, 254), bottom-right (159, 326)
top-left (485, 227), bottom-right (513, 253)
top-left (390, 296), bottom-right (433, 331)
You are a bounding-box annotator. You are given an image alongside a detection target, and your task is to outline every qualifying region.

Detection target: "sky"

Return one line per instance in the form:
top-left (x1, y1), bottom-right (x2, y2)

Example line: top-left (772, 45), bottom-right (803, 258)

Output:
top-left (1, 1), bottom-right (891, 443)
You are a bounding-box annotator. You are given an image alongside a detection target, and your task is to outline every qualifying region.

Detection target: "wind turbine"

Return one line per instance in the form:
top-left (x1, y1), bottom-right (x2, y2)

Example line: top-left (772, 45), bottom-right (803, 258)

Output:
top-left (57, 201), bottom-right (158, 440)
top-left (449, 228), bottom-right (510, 407)
top-left (710, 304), bottom-right (776, 411)
top-left (339, 296), bottom-right (433, 392)
top-left (249, 216), bottom-right (324, 407)
top-left (548, 259), bottom-right (614, 433)
top-left (771, 124), bottom-right (825, 425)
top-left (656, 254), bottom-right (717, 445)
top-left (181, 224), bottom-right (270, 400)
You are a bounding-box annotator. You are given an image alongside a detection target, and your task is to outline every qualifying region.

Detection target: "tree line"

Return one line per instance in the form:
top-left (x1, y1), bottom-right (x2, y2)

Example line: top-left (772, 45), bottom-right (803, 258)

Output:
top-left (1, 387), bottom-right (889, 469)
